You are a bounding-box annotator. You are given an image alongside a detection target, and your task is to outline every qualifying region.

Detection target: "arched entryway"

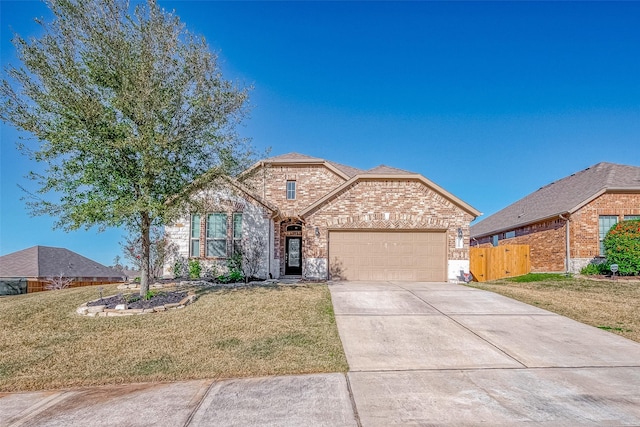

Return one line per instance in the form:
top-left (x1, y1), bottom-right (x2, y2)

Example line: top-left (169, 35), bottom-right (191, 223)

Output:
top-left (281, 220), bottom-right (303, 276)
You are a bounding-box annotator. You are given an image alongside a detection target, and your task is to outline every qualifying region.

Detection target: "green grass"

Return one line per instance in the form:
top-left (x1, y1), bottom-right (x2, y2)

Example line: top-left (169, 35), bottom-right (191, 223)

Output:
top-left (0, 283), bottom-right (348, 392)
top-left (468, 276), bottom-right (640, 343)
top-left (505, 273), bottom-right (573, 283)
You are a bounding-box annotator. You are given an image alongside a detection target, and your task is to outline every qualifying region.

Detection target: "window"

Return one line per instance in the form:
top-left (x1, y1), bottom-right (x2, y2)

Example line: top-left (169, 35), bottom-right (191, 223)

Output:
top-left (455, 228), bottom-right (464, 249)
top-left (233, 213), bottom-right (243, 253)
top-left (206, 213), bottom-right (227, 257)
top-left (624, 215), bottom-right (640, 220)
top-left (190, 214), bottom-right (201, 257)
top-left (286, 180), bottom-right (296, 200)
top-left (505, 231), bottom-right (516, 239)
top-left (599, 215), bottom-right (618, 256)
top-left (491, 235), bottom-right (499, 247)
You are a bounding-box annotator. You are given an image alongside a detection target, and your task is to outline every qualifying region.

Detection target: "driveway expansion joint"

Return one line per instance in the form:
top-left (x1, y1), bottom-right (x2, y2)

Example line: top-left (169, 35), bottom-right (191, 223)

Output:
top-left (404, 287), bottom-right (529, 368)
top-left (344, 373), bottom-right (363, 427)
top-left (182, 380), bottom-right (216, 427)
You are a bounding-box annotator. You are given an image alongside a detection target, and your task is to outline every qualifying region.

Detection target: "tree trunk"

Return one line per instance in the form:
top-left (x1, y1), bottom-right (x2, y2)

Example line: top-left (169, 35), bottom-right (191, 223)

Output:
top-left (140, 212), bottom-right (151, 297)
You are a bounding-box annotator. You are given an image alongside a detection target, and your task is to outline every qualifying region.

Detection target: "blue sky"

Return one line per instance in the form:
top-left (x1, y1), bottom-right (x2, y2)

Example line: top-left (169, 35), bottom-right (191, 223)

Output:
top-left (1, 1), bottom-right (639, 266)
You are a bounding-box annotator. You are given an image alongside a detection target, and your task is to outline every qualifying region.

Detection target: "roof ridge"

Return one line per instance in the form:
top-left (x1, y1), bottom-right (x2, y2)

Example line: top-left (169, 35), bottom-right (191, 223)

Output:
top-left (471, 161), bottom-right (640, 238)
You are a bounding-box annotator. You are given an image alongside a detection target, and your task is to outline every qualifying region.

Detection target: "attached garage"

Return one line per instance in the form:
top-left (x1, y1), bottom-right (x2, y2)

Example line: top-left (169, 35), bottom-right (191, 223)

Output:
top-left (328, 230), bottom-right (447, 281)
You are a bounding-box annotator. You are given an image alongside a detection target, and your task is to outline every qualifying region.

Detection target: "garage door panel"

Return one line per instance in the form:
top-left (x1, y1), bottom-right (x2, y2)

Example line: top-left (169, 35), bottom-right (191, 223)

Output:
top-left (329, 231), bottom-right (446, 282)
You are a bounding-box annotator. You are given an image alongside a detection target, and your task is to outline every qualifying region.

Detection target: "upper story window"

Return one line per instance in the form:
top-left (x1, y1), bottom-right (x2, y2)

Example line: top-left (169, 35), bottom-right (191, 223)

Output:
top-left (190, 214), bottom-right (201, 257)
top-left (455, 228), bottom-right (464, 249)
top-left (286, 180), bottom-right (296, 200)
top-left (599, 215), bottom-right (618, 256)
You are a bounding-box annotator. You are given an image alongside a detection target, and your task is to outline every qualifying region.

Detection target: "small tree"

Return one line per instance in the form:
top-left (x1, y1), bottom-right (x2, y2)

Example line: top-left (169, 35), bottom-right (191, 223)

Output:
top-left (241, 234), bottom-right (267, 281)
top-left (603, 220), bottom-right (640, 275)
top-left (122, 227), bottom-right (176, 280)
top-left (1, 0), bottom-right (254, 297)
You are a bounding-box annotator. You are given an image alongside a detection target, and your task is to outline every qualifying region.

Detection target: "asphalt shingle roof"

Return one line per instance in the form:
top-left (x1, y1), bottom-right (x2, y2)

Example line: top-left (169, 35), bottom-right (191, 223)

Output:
top-left (364, 165), bottom-right (415, 175)
top-left (470, 162), bottom-right (640, 238)
top-left (0, 246), bottom-right (124, 279)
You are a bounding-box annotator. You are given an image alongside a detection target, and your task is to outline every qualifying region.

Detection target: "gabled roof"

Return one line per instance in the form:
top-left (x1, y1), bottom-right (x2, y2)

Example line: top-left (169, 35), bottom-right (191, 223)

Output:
top-left (471, 162), bottom-right (640, 238)
top-left (301, 167), bottom-right (481, 218)
top-left (264, 152), bottom-right (325, 162)
top-left (240, 152), bottom-right (480, 218)
top-left (244, 152), bottom-right (363, 180)
top-left (363, 165), bottom-right (414, 175)
top-left (0, 246), bottom-right (124, 279)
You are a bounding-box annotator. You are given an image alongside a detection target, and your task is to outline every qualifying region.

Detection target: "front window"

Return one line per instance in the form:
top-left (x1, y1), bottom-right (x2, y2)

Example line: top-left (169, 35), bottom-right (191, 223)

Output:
top-left (233, 213), bottom-right (243, 254)
top-left (599, 215), bottom-right (618, 256)
top-left (286, 180), bottom-right (296, 200)
top-left (190, 214), bottom-right (200, 257)
top-left (207, 213), bottom-right (227, 257)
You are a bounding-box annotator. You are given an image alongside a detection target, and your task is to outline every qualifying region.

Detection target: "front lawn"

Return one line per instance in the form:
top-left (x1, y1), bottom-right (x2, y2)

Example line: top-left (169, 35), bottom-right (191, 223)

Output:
top-left (468, 274), bottom-right (640, 343)
top-left (0, 283), bottom-right (348, 392)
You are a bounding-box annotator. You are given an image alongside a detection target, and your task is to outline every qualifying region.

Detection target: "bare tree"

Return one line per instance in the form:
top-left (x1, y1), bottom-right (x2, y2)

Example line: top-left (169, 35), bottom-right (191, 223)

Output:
top-left (241, 234), bottom-right (267, 281)
top-left (45, 273), bottom-right (74, 290)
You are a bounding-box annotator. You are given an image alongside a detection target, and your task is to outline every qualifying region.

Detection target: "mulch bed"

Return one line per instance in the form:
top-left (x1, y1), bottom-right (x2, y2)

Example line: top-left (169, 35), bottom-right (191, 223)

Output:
top-left (87, 291), bottom-right (188, 309)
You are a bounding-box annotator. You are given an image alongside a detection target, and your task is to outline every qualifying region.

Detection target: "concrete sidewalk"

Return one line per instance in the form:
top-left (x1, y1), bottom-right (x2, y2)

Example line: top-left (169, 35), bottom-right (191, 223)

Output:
top-left (330, 281), bottom-right (640, 426)
top-left (1, 373), bottom-right (357, 427)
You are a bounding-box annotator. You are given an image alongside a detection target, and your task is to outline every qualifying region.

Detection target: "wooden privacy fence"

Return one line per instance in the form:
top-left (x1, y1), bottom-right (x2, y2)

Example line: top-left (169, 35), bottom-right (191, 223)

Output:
top-left (470, 245), bottom-right (530, 282)
top-left (27, 279), bottom-right (122, 293)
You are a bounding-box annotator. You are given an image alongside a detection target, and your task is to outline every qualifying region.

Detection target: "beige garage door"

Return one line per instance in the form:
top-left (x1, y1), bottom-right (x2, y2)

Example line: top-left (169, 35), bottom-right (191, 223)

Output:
top-left (328, 230), bottom-right (447, 281)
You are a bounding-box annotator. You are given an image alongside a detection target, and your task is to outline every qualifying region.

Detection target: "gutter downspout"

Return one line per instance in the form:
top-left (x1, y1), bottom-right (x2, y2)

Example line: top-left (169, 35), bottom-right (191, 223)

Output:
top-left (559, 214), bottom-right (570, 274)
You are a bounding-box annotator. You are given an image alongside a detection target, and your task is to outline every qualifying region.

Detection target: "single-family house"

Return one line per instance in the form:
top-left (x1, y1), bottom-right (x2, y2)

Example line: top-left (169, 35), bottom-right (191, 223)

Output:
top-left (164, 153), bottom-right (480, 282)
top-left (0, 246), bottom-right (125, 294)
top-left (470, 162), bottom-right (640, 273)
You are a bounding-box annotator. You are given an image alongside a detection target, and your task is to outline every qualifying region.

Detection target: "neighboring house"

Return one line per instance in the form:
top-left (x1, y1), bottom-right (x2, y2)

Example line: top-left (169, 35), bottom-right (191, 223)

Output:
top-left (470, 162), bottom-right (640, 273)
top-left (164, 153), bottom-right (480, 282)
top-left (0, 246), bottom-right (125, 295)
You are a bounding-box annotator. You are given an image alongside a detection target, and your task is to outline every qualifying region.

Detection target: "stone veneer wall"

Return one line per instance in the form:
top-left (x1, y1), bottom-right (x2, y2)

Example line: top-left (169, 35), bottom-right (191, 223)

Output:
top-left (163, 188), bottom-right (274, 279)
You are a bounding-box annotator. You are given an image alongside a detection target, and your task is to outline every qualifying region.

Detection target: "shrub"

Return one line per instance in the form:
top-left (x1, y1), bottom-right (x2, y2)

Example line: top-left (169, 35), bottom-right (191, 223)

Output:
top-left (603, 220), bottom-right (640, 275)
top-left (580, 262), bottom-right (611, 276)
top-left (172, 255), bottom-right (188, 278)
top-left (228, 269), bottom-right (244, 283)
top-left (188, 259), bottom-right (202, 279)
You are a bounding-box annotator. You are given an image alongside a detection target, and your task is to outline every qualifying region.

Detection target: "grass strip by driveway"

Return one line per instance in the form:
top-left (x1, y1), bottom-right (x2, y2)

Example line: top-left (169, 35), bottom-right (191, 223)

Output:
top-left (468, 274), bottom-right (640, 343)
top-left (0, 283), bottom-right (348, 392)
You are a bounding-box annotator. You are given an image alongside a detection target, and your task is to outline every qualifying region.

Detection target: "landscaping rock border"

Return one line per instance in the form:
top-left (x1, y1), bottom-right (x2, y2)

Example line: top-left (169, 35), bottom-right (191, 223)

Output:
top-left (76, 292), bottom-right (197, 317)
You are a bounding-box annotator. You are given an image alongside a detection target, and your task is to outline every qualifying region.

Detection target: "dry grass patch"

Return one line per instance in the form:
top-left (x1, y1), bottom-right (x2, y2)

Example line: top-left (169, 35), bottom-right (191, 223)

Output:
top-left (469, 275), bottom-right (640, 343)
top-left (0, 283), bottom-right (348, 392)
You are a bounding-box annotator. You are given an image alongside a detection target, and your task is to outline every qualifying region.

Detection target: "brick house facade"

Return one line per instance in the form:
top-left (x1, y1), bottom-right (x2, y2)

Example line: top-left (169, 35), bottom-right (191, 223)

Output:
top-left (471, 163), bottom-right (640, 273)
top-left (165, 153), bottom-right (480, 281)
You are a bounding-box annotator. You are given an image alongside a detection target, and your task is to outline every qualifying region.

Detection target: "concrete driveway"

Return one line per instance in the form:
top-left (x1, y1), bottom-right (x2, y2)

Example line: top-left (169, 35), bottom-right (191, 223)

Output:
top-left (330, 281), bottom-right (640, 426)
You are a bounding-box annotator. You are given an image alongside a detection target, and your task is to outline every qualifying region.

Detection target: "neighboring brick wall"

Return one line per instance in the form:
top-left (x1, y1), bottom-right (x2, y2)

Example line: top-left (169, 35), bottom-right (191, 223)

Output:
top-left (499, 219), bottom-right (567, 272)
top-left (472, 192), bottom-right (640, 273)
top-left (569, 193), bottom-right (640, 259)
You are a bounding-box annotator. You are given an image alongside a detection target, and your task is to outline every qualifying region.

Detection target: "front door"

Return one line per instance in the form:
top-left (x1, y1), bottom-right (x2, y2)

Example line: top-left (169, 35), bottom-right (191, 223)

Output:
top-left (285, 237), bottom-right (302, 275)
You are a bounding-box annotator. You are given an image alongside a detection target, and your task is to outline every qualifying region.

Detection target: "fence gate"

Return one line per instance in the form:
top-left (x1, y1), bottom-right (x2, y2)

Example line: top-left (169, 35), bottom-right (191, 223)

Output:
top-left (470, 245), bottom-right (530, 282)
